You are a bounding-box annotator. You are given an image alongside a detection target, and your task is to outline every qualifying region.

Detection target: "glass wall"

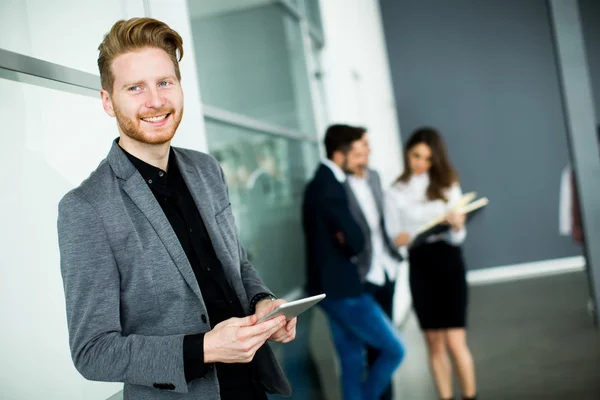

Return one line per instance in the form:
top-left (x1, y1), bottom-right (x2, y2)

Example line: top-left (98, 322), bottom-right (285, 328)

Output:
top-left (188, 3), bottom-right (326, 394)
top-left (305, 0), bottom-right (323, 32)
top-left (188, 0), bottom-right (324, 297)
top-left (0, 0), bottom-right (126, 74)
top-left (191, 4), bottom-right (305, 130)
top-left (204, 120), bottom-right (311, 295)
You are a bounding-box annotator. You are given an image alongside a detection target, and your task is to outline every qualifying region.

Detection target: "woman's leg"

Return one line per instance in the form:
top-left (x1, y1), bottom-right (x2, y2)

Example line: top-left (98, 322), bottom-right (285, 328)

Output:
top-left (424, 330), bottom-right (453, 399)
top-left (446, 328), bottom-right (476, 398)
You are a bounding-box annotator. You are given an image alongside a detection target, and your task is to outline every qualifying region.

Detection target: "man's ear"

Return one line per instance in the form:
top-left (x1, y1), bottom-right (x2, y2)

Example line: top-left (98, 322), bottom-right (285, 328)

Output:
top-left (331, 151), bottom-right (344, 165)
top-left (100, 89), bottom-right (116, 117)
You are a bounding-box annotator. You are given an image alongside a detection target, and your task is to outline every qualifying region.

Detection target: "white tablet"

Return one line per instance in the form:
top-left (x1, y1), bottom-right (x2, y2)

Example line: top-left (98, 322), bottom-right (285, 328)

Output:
top-left (257, 293), bottom-right (326, 323)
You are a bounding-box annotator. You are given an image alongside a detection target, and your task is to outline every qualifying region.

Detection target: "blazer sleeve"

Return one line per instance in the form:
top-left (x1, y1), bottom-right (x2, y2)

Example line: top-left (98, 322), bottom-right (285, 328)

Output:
top-left (58, 192), bottom-right (189, 394)
top-left (320, 187), bottom-right (365, 256)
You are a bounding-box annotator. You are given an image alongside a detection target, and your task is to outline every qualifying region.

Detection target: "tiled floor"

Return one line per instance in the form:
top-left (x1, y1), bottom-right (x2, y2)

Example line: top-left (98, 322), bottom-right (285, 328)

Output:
top-left (393, 271), bottom-right (600, 400)
top-left (393, 313), bottom-right (439, 399)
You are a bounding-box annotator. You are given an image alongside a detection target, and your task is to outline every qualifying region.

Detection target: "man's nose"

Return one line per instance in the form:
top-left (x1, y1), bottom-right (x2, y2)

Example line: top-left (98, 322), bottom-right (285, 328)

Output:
top-left (146, 87), bottom-right (166, 109)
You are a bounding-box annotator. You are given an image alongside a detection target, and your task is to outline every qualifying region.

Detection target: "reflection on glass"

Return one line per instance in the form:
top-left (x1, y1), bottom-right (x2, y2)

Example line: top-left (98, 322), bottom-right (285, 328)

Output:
top-left (206, 120), bottom-right (319, 296)
top-left (188, 2), bottom-right (310, 130)
top-left (305, 0), bottom-right (323, 31)
top-left (301, 142), bottom-right (321, 181)
top-left (309, 36), bottom-right (328, 134)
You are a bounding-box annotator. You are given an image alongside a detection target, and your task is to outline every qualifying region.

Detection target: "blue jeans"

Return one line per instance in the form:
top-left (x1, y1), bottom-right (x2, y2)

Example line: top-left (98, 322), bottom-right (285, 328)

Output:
top-left (320, 294), bottom-right (405, 400)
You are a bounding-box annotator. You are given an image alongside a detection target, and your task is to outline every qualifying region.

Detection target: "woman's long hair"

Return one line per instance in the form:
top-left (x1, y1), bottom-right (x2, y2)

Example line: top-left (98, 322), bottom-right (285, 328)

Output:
top-left (397, 127), bottom-right (458, 202)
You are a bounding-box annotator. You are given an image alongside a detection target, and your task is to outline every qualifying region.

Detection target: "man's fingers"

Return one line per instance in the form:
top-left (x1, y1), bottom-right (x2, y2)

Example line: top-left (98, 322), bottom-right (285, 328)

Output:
top-left (262, 318), bottom-right (287, 342)
top-left (231, 315), bottom-right (258, 327)
top-left (280, 332), bottom-right (296, 343)
top-left (245, 318), bottom-right (286, 350)
top-left (270, 299), bottom-right (286, 308)
top-left (248, 334), bottom-right (272, 356)
top-left (263, 315), bottom-right (286, 331)
top-left (242, 315), bottom-right (285, 338)
top-left (265, 317), bottom-right (297, 342)
top-left (255, 299), bottom-right (285, 318)
top-left (269, 329), bottom-right (288, 341)
top-left (269, 326), bottom-right (296, 343)
top-left (285, 317), bottom-right (297, 332)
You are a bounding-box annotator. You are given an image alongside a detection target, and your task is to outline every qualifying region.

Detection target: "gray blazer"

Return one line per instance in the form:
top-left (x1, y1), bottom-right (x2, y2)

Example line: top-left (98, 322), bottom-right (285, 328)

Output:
top-left (344, 169), bottom-right (403, 281)
top-left (57, 140), bottom-right (291, 399)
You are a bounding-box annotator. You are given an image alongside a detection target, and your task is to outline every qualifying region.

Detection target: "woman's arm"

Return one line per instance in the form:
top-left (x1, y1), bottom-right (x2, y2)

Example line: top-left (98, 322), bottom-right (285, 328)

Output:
top-left (385, 187), bottom-right (415, 247)
top-left (445, 183), bottom-right (467, 245)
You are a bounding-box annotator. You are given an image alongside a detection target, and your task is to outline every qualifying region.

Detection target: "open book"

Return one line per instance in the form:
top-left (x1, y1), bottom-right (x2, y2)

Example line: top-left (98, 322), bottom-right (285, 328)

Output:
top-left (409, 192), bottom-right (489, 248)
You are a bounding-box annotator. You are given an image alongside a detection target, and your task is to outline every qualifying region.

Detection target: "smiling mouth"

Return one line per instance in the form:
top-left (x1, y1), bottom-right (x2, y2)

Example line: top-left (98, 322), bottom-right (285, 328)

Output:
top-left (140, 113), bottom-right (170, 123)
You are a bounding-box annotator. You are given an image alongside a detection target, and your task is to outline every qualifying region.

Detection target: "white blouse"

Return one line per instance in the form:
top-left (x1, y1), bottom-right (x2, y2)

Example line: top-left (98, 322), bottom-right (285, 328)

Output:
top-left (385, 173), bottom-right (466, 246)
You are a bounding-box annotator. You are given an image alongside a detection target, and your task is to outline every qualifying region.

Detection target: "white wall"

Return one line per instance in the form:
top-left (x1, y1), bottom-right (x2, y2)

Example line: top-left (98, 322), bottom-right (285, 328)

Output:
top-left (0, 1), bottom-right (206, 399)
top-left (318, 0), bottom-right (410, 323)
top-left (319, 0), bottom-right (404, 186)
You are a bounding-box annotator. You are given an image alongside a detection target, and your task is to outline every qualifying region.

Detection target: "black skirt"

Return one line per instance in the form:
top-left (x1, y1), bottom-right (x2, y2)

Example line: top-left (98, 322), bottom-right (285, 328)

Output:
top-left (408, 240), bottom-right (468, 330)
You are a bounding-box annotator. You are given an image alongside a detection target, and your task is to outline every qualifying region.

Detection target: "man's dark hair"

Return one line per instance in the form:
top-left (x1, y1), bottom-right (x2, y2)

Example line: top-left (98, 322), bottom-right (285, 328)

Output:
top-left (324, 124), bottom-right (366, 159)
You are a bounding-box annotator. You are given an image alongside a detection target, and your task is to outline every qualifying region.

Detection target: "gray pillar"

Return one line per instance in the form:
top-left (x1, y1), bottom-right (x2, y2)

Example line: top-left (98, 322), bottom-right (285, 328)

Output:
top-left (548, 0), bottom-right (600, 325)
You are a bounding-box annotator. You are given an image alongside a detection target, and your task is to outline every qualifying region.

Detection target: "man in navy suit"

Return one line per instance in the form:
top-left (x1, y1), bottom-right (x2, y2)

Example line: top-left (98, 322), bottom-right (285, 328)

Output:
top-left (303, 125), bottom-right (405, 400)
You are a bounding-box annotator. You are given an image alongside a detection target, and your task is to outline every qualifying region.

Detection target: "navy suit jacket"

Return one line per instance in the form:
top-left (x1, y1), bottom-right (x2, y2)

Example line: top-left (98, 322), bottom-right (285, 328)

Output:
top-left (303, 164), bottom-right (365, 298)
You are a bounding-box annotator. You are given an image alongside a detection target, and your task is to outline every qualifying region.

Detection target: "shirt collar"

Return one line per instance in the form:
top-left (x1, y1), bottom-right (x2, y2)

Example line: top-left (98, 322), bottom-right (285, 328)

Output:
top-left (322, 159), bottom-right (347, 183)
top-left (122, 145), bottom-right (177, 196)
top-left (347, 168), bottom-right (370, 183)
top-left (410, 172), bottom-right (429, 187)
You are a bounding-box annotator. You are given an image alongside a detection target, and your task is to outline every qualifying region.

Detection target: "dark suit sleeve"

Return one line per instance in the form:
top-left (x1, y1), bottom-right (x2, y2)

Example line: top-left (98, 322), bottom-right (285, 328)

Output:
top-left (320, 192), bottom-right (365, 256)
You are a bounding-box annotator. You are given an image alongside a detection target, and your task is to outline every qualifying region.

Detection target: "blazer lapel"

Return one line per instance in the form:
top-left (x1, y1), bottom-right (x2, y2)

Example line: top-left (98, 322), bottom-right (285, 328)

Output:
top-left (366, 169), bottom-right (402, 259)
top-left (108, 141), bottom-right (204, 303)
top-left (344, 180), bottom-right (370, 231)
top-left (367, 171), bottom-right (385, 217)
top-left (174, 151), bottom-right (239, 282)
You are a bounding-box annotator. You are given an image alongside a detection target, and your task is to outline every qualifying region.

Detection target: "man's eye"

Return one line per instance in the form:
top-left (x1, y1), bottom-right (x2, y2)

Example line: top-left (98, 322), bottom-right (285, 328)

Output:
top-left (128, 86), bottom-right (141, 92)
top-left (159, 81), bottom-right (170, 87)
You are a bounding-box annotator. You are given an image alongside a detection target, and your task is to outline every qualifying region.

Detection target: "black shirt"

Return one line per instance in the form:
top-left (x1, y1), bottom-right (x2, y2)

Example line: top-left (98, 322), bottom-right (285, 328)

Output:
top-left (124, 147), bottom-right (266, 400)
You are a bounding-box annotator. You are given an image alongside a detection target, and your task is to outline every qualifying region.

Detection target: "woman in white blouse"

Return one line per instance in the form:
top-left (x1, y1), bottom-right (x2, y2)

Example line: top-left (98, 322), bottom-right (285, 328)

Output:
top-left (386, 128), bottom-right (476, 400)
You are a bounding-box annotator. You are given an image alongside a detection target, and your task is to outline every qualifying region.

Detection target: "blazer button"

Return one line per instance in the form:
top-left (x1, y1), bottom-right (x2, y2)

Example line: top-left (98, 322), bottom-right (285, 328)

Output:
top-left (201, 314), bottom-right (207, 323)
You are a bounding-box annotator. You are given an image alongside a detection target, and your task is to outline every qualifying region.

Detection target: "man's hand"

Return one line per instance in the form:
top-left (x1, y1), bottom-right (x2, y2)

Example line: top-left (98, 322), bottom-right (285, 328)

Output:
top-left (255, 298), bottom-right (297, 343)
top-left (394, 232), bottom-right (411, 247)
top-left (203, 315), bottom-right (286, 364)
top-left (335, 232), bottom-right (345, 245)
